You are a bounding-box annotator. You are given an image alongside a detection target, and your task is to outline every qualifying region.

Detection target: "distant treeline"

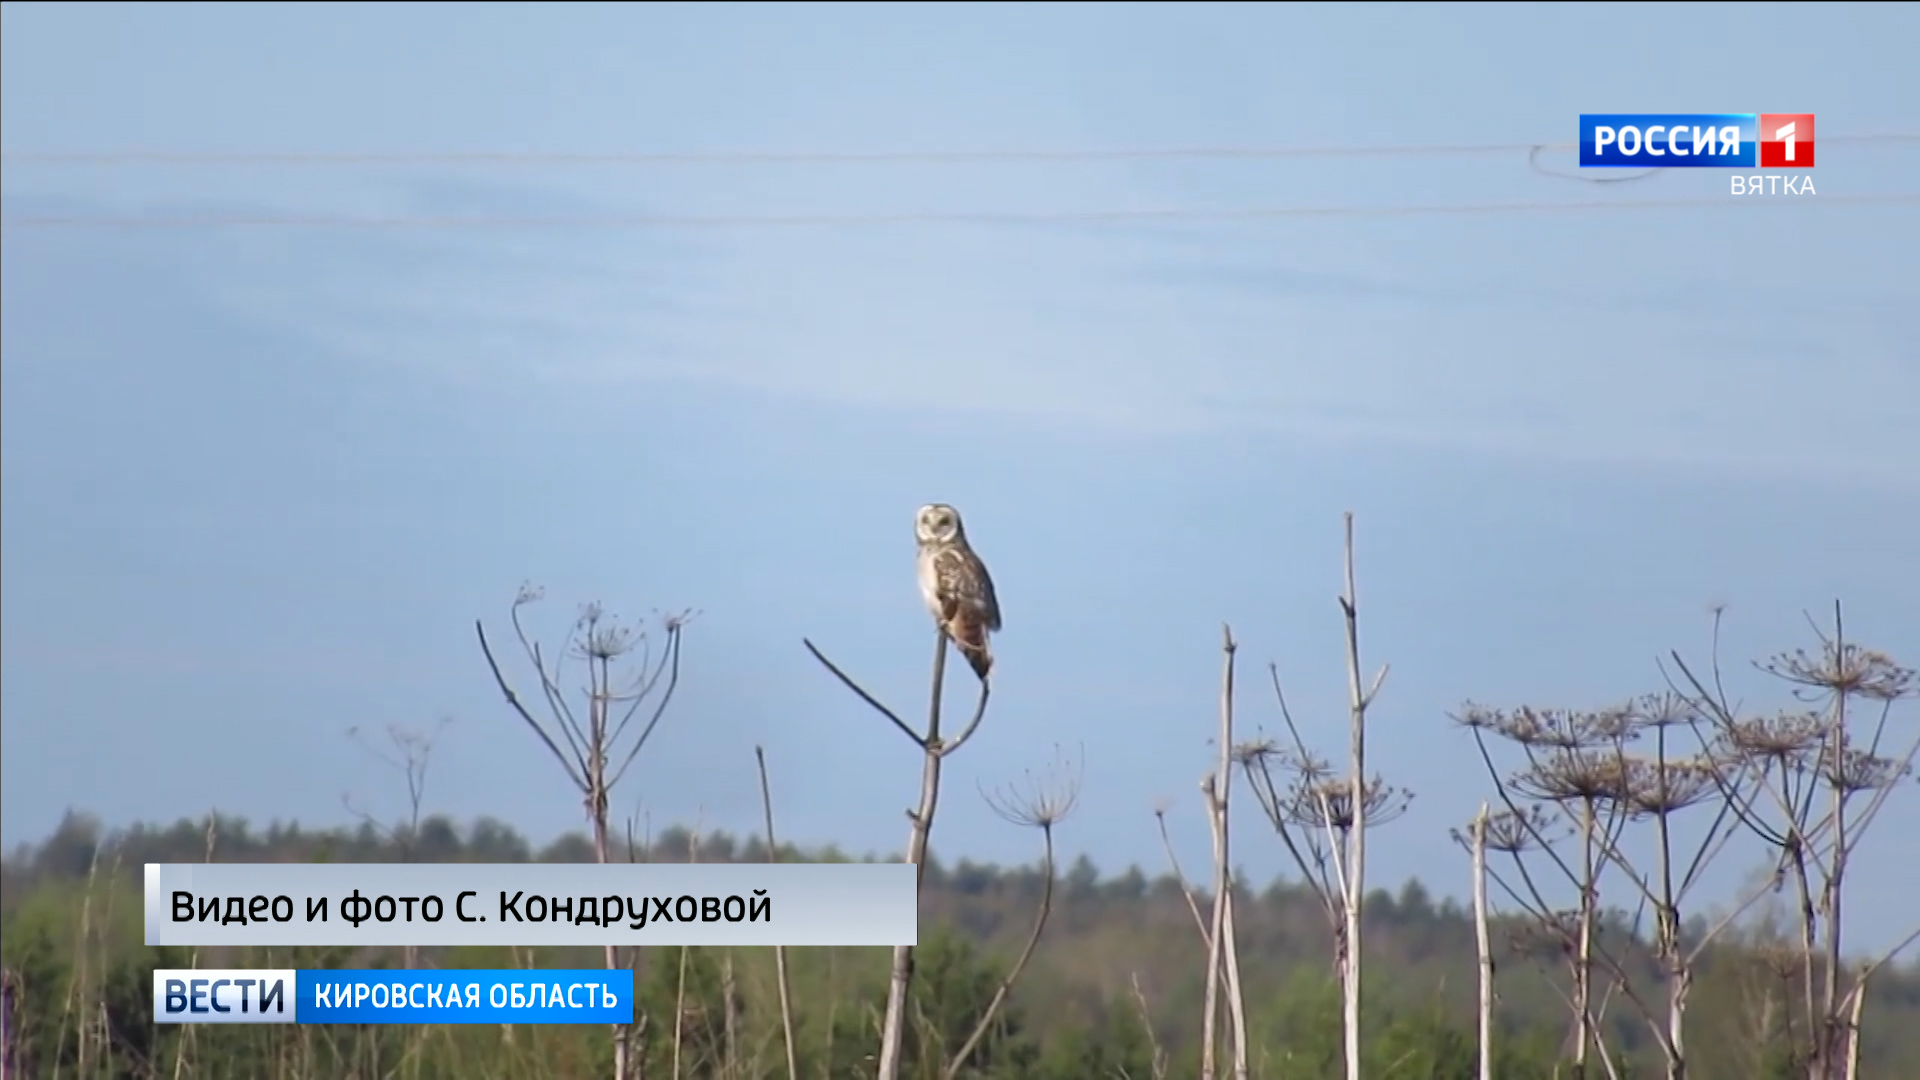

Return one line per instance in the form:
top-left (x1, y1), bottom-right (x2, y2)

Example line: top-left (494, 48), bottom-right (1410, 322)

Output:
top-left (3, 810), bottom-right (1916, 1079)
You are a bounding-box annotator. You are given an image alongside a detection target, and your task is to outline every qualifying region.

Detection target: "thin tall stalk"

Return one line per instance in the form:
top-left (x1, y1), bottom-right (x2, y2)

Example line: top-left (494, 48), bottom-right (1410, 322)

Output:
top-left (1336, 511), bottom-right (1377, 1080)
top-left (1666, 604), bottom-right (1918, 1079)
top-left (478, 587), bottom-right (690, 1080)
top-left (1130, 972), bottom-right (1171, 1080)
top-left (753, 746), bottom-right (800, 1080)
top-left (1471, 802), bottom-right (1493, 1080)
top-left (166, 814), bottom-right (220, 1080)
top-left (1842, 967), bottom-right (1868, 1080)
top-left (804, 625), bottom-right (991, 1080)
top-left (343, 718), bottom-right (450, 971)
top-left (721, 952), bottom-right (740, 1080)
top-left (674, 822), bottom-right (707, 1080)
top-left (670, 942), bottom-right (690, 1080)
top-left (944, 746), bottom-right (1081, 1079)
top-left (1231, 515), bottom-right (1399, 1080)
top-left (1456, 704), bottom-right (1636, 1079)
top-left (1199, 627), bottom-right (1249, 1080)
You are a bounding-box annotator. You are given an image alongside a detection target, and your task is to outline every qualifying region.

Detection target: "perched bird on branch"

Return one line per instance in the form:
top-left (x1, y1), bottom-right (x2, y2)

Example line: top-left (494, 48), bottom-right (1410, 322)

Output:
top-left (914, 503), bottom-right (1002, 682)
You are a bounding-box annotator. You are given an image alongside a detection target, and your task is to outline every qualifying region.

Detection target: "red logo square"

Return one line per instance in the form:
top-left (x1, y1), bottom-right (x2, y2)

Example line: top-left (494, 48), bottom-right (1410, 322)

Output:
top-left (1759, 113), bottom-right (1815, 168)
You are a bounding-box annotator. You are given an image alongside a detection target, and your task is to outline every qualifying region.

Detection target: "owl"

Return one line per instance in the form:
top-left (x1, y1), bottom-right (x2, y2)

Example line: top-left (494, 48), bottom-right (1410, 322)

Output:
top-left (914, 503), bottom-right (1002, 682)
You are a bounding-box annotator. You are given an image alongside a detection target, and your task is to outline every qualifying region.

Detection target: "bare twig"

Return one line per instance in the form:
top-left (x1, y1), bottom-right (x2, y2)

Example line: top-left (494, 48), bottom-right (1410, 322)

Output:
top-left (802, 639), bottom-right (925, 749)
top-left (1154, 806), bottom-right (1211, 943)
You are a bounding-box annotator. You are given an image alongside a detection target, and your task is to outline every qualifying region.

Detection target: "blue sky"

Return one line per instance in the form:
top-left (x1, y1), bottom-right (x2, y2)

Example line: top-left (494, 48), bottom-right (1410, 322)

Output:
top-left (3, 2), bottom-right (1917, 953)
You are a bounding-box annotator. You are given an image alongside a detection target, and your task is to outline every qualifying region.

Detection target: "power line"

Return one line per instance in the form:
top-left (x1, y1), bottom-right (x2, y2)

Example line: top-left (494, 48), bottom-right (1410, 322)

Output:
top-left (5, 134), bottom-right (1917, 168)
top-left (4, 193), bottom-right (1912, 230)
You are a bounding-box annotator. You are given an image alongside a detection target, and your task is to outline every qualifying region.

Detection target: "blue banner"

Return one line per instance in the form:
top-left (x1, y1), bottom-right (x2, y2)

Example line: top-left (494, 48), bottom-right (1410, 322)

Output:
top-left (295, 969), bottom-right (634, 1024)
top-left (1579, 114), bottom-right (1757, 167)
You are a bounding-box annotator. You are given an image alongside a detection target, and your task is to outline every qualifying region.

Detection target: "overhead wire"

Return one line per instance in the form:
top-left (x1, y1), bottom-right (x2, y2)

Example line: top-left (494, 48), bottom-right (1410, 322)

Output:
top-left (3, 133), bottom-right (1916, 167)
top-left (3, 134), bottom-right (1913, 230)
top-left (3, 194), bottom-right (1914, 231)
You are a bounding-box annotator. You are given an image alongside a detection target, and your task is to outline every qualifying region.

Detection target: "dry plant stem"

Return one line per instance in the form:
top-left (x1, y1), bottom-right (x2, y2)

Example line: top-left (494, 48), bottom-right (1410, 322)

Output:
top-left (1667, 606), bottom-right (1919, 1080)
top-left (477, 600), bottom-right (688, 1080)
top-left (1480, 824), bottom-right (1670, 1080)
top-left (673, 825), bottom-right (711, 1080)
top-left (1836, 925), bottom-right (1920, 1018)
top-left (1666, 667), bottom-right (1830, 1069)
top-left (880, 633), bottom-right (950, 1080)
top-left (167, 813), bottom-right (219, 1080)
top-left (1819, 616), bottom-right (1850, 1076)
top-left (942, 823), bottom-right (1059, 1080)
top-left (1842, 968), bottom-right (1868, 1080)
top-left (1130, 973), bottom-right (1171, 1080)
top-left (1652, 742), bottom-right (1686, 1077)
top-left (1239, 673), bottom-right (1352, 977)
top-left (804, 628), bottom-right (990, 1080)
top-left (1597, 710), bottom-right (1752, 1080)
top-left (1203, 626), bottom-right (1249, 1080)
top-left (1200, 780), bottom-right (1251, 1080)
top-left (344, 720), bottom-right (448, 971)
top-left (1218, 846), bottom-right (1249, 1080)
top-left (1471, 803), bottom-right (1494, 1080)
top-left (753, 747), bottom-right (801, 1080)
top-left (1462, 721), bottom-right (1651, 1078)
top-left (1337, 511), bottom-right (1381, 1080)
top-left (671, 945), bottom-right (689, 1080)
top-left (1576, 800), bottom-right (1598, 1079)
top-left (1233, 523), bottom-right (1400, 1077)
top-left (1154, 809), bottom-right (1212, 943)
top-left (1198, 781), bottom-right (1223, 1080)
top-left (62, 846), bottom-right (101, 1080)
top-left (722, 953), bottom-right (741, 1080)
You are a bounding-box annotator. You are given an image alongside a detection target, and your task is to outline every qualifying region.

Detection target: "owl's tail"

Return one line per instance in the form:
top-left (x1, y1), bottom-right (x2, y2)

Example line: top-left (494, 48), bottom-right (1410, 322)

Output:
top-left (947, 615), bottom-right (994, 683)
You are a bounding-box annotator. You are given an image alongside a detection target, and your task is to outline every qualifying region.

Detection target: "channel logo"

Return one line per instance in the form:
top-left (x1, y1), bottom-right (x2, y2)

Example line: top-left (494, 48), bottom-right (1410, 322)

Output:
top-left (152, 968), bottom-right (636, 1024)
top-left (1757, 114), bottom-right (1815, 168)
top-left (1579, 114), bottom-right (1814, 169)
top-left (153, 969), bottom-right (295, 1024)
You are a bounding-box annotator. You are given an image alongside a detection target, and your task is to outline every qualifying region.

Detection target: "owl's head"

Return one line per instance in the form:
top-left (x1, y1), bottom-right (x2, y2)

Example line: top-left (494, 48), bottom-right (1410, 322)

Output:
top-left (915, 503), bottom-right (965, 544)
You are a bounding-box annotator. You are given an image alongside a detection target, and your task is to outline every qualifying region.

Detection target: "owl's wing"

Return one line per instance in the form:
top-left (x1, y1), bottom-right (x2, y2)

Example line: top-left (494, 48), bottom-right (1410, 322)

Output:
top-left (935, 546), bottom-right (1001, 632)
top-left (975, 554), bottom-right (1002, 632)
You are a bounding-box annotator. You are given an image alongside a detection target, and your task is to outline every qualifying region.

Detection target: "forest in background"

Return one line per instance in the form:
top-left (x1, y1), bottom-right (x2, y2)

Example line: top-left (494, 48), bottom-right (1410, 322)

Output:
top-left (3, 809), bottom-right (1918, 1079)
top-left (3, 521), bottom-right (1916, 1080)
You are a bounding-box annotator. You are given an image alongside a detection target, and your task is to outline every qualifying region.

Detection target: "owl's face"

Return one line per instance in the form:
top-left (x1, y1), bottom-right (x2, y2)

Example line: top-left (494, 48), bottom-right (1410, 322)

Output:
top-left (915, 503), bottom-right (964, 545)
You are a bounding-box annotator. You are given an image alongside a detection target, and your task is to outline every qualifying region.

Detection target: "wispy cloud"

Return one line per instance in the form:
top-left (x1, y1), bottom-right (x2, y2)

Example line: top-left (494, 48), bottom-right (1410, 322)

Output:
top-left (26, 149), bottom-right (1908, 494)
